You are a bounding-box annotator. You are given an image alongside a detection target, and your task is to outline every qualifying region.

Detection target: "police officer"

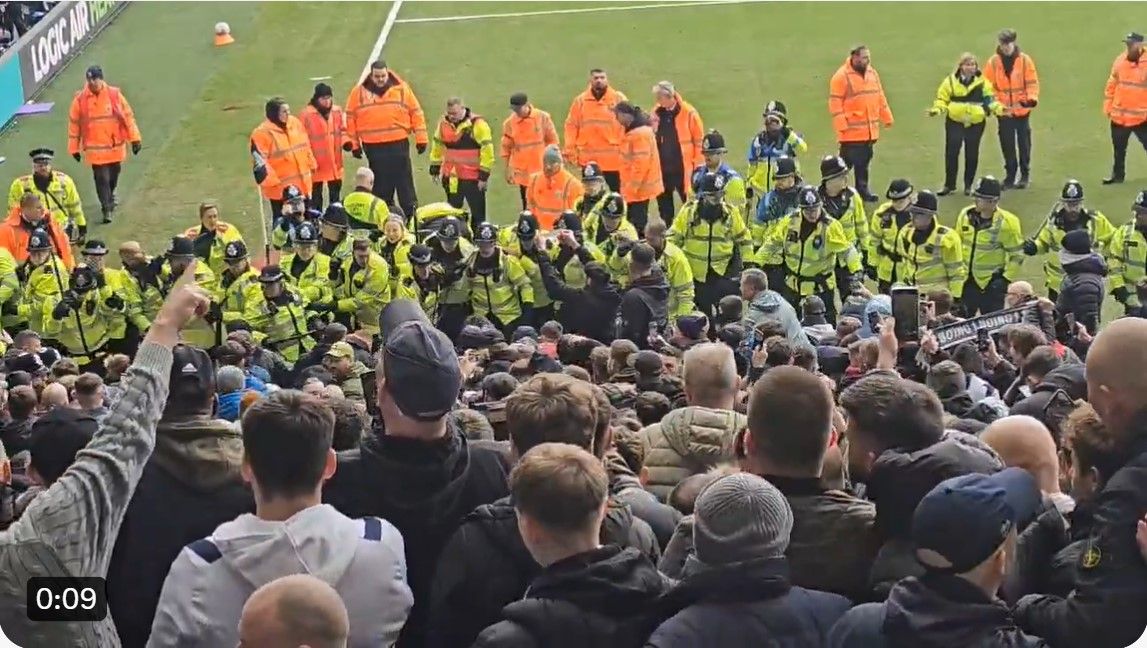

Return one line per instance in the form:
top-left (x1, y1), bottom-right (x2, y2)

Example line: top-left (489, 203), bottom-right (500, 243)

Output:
top-left (281, 222), bottom-right (335, 313)
top-left (753, 156), bottom-right (803, 242)
top-left (318, 203), bottom-right (355, 267)
top-left (250, 265), bottom-right (314, 362)
top-left (272, 195), bottom-right (321, 252)
top-left (510, 211), bottom-right (554, 326)
top-left (550, 210), bottom-right (606, 290)
top-left (644, 217), bottom-right (695, 318)
top-left (215, 240), bottom-right (263, 332)
top-left (411, 201), bottom-right (471, 242)
top-left (869, 178), bottom-right (915, 293)
top-left (399, 243), bottom-right (444, 318)
top-left (7, 149), bottom-right (86, 243)
top-left (574, 162), bottom-right (610, 220)
top-left (343, 167), bottom-right (397, 231)
top-left (746, 101), bottom-right (808, 208)
top-left (273, 185), bottom-right (309, 231)
top-left (1022, 179), bottom-right (1116, 300)
top-left (117, 240), bottom-right (165, 328)
top-left (468, 221), bottom-right (533, 335)
top-left (691, 130), bottom-right (747, 216)
top-left (160, 236), bottom-right (218, 348)
top-left (428, 215), bottom-right (475, 339)
top-left (954, 175), bottom-right (1025, 315)
top-left (81, 239), bottom-right (145, 356)
top-left (16, 230), bottom-right (69, 337)
top-left (818, 154), bottom-right (870, 304)
top-left (584, 192), bottom-right (637, 283)
top-left (334, 237), bottom-right (392, 335)
top-left (896, 190), bottom-right (966, 300)
top-left (756, 185), bottom-right (862, 323)
top-left (670, 171), bottom-right (753, 318)
top-left (375, 213), bottom-right (414, 295)
top-left (45, 264), bottom-right (122, 372)
top-left (0, 247), bottom-right (20, 331)
top-left (1108, 189), bottom-right (1147, 316)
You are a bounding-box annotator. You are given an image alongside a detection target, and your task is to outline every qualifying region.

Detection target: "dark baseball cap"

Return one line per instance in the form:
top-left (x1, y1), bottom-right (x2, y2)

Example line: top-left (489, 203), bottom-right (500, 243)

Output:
top-left (509, 92), bottom-right (528, 107)
top-left (85, 65), bottom-right (104, 80)
top-left (171, 344), bottom-right (215, 400)
top-left (378, 299), bottom-right (462, 421)
top-left (29, 408), bottom-right (98, 483)
top-left (912, 467), bottom-right (1041, 574)
top-left (1125, 32), bottom-right (1144, 44)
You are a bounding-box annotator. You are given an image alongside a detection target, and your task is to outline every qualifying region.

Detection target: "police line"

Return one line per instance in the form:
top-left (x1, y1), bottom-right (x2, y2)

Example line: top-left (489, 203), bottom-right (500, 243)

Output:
top-left (0, 0), bottom-right (128, 129)
top-left (931, 303), bottom-right (1040, 350)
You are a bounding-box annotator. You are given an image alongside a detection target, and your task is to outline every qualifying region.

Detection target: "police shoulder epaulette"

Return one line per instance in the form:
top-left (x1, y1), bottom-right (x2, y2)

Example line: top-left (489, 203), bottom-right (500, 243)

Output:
top-left (187, 538), bottom-right (222, 564)
top-left (362, 517), bottom-right (383, 541)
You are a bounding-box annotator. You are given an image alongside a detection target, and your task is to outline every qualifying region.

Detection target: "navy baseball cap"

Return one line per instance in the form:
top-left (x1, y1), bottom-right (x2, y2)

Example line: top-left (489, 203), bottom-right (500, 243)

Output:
top-left (912, 467), bottom-right (1041, 573)
top-left (378, 299), bottom-right (462, 422)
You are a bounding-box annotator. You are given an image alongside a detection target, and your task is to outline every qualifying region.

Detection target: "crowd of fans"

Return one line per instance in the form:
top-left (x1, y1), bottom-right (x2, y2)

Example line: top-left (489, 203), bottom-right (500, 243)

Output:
top-left (1, 257), bottom-right (1147, 647)
top-left (0, 1), bottom-right (55, 54)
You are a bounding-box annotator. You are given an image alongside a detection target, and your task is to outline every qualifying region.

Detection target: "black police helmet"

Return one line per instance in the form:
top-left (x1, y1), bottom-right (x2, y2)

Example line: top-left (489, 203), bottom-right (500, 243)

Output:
top-left (774, 156), bottom-right (797, 179)
top-left (224, 240), bottom-right (249, 262)
top-left (972, 176), bottom-right (1002, 199)
top-left (819, 154), bottom-right (849, 181)
top-left (474, 222), bottom-right (498, 244)
top-left (797, 185), bottom-right (821, 209)
top-left (1061, 179), bottom-right (1084, 202)
top-left (886, 178), bottom-right (913, 200)
top-left (911, 190), bottom-right (939, 214)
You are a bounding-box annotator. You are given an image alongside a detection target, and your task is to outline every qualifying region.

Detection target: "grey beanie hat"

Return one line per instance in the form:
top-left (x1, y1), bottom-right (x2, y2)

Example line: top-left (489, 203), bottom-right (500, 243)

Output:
top-left (692, 473), bottom-right (793, 566)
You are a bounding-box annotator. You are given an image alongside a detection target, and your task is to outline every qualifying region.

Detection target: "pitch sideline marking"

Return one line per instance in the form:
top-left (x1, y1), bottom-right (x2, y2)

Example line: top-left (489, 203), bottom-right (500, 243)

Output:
top-left (361, 0), bottom-right (406, 81)
top-left (392, 0), bottom-right (761, 25)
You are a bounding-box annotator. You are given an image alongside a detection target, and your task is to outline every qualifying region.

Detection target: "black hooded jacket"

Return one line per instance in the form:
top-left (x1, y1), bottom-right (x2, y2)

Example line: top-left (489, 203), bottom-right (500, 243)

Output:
top-left (426, 494), bottom-right (660, 648)
top-left (1056, 254), bottom-right (1107, 334)
top-left (1008, 363), bottom-right (1087, 440)
top-left (323, 419), bottom-right (509, 647)
top-left (535, 250), bottom-right (620, 342)
top-left (618, 269), bottom-right (670, 349)
top-left (471, 545), bottom-right (671, 648)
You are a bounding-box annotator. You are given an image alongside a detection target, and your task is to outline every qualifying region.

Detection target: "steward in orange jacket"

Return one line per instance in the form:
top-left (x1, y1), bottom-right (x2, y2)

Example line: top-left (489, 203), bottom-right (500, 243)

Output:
top-left (299, 83), bottom-right (350, 211)
top-left (614, 102), bottom-right (663, 233)
top-left (67, 65), bottom-right (142, 223)
top-left (828, 46), bottom-right (893, 201)
top-left (251, 98), bottom-right (317, 222)
top-left (0, 193), bottom-right (75, 268)
top-left (501, 92), bottom-right (559, 208)
top-left (985, 29), bottom-right (1040, 188)
top-left (525, 145), bottom-right (584, 231)
top-left (564, 69), bottom-right (628, 191)
top-left (1102, 32), bottom-right (1147, 185)
top-left (649, 81), bottom-right (704, 221)
top-left (344, 60), bottom-right (427, 218)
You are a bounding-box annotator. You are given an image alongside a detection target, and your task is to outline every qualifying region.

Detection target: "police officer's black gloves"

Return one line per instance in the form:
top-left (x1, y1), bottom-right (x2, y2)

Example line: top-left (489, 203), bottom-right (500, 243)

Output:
top-left (1019, 98), bottom-right (1038, 108)
top-left (309, 301), bottom-right (332, 314)
top-left (328, 259), bottom-right (343, 282)
top-left (203, 302), bottom-right (222, 324)
top-left (416, 143), bottom-right (427, 155)
top-left (351, 148), bottom-right (363, 159)
top-left (368, 229), bottom-right (383, 242)
top-left (277, 217), bottom-right (291, 233)
top-left (253, 164), bottom-right (269, 185)
top-left (428, 164), bottom-right (441, 178)
top-left (1113, 286), bottom-right (1131, 305)
top-left (52, 300), bottom-right (72, 320)
top-left (745, 187), bottom-right (754, 200)
top-left (342, 141), bottom-right (354, 153)
top-left (0, 300), bottom-right (16, 316)
top-left (131, 141), bottom-right (142, 155)
top-left (72, 153), bottom-right (82, 163)
top-left (865, 265), bottom-right (878, 281)
top-left (1022, 239), bottom-right (1038, 256)
top-left (105, 294), bottom-right (125, 310)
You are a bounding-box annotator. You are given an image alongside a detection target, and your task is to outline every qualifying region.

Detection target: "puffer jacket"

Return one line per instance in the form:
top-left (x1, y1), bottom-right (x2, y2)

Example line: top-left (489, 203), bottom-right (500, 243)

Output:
top-left (641, 406), bottom-right (747, 501)
top-left (605, 451), bottom-right (681, 549)
top-left (1056, 254), bottom-right (1106, 335)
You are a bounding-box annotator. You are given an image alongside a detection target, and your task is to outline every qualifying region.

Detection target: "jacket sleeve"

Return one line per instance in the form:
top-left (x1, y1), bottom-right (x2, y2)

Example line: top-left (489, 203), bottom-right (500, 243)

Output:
top-left (850, 193), bottom-right (870, 251)
top-left (982, 77), bottom-right (1006, 116)
top-left (538, 252), bottom-right (584, 303)
top-left (669, 208), bottom-right (688, 248)
top-left (146, 549), bottom-right (199, 647)
top-left (828, 70), bottom-right (849, 134)
top-left (1026, 55), bottom-right (1041, 103)
top-left (68, 93), bottom-right (84, 155)
top-left (543, 112), bottom-right (559, 147)
top-left (668, 254), bottom-right (695, 318)
top-left (688, 107), bottom-right (705, 169)
top-left (499, 117), bottom-right (514, 162)
top-left (732, 211), bottom-right (754, 265)
top-left (7, 178), bottom-right (22, 211)
top-left (1033, 217), bottom-right (1056, 254)
top-left (933, 76), bottom-right (952, 113)
top-left (251, 133), bottom-right (283, 189)
top-left (1, 342), bottom-right (170, 580)
top-left (1002, 215), bottom-right (1025, 280)
top-left (879, 73), bottom-right (894, 126)
top-left (119, 91), bottom-right (142, 143)
top-left (429, 119), bottom-right (446, 166)
top-left (345, 88), bottom-right (361, 145)
top-left (1093, 212), bottom-right (1117, 253)
top-left (406, 90), bottom-right (429, 146)
top-left (619, 292), bottom-right (650, 347)
top-left (826, 221), bottom-right (862, 273)
top-left (1104, 59), bottom-right (1118, 116)
top-left (943, 230), bottom-right (967, 298)
top-left (788, 130), bottom-right (808, 155)
top-left (563, 98), bottom-right (581, 164)
top-left (63, 175), bottom-right (86, 227)
top-left (507, 256), bottom-right (533, 305)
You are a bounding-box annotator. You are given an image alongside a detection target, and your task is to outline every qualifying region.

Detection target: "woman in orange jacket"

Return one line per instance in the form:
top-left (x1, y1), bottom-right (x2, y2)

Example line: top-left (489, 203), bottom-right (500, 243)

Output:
top-left (613, 102), bottom-right (663, 233)
top-left (299, 83), bottom-right (350, 211)
top-left (0, 193), bottom-right (75, 268)
top-left (251, 98), bottom-right (317, 224)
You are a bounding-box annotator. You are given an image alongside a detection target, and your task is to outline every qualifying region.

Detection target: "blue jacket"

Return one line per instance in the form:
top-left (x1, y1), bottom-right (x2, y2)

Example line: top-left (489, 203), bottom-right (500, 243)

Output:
top-left (217, 391), bottom-right (244, 422)
top-left (646, 557), bottom-right (851, 648)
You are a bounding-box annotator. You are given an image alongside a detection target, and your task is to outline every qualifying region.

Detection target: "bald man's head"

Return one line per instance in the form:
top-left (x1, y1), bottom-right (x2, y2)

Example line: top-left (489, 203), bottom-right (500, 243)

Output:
top-left (1005, 281), bottom-right (1034, 308)
top-left (1087, 318), bottom-right (1147, 439)
top-left (40, 383), bottom-right (69, 410)
top-left (238, 574), bottom-right (348, 648)
top-left (981, 415), bottom-right (1060, 494)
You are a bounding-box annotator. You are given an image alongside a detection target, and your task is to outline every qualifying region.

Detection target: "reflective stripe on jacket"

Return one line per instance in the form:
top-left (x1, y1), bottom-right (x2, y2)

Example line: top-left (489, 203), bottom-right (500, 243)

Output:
top-left (868, 201), bottom-right (911, 284)
top-left (8, 173), bottom-right (86, 229)
top-left (985, 51), bottom-right (1040, 117)
top-left (896, 220), bottom-right (966, 298)
top-left (299, 104), bottom-right (349, 183)
top-left (67, 85), bottom-right (141, 165)
top-left (954, 206), bottom-right (1025, 288)
top-left (501, 106), bottom-right (559, 187)
top-left (1030, 211), bottom-right (1117, 291)
top-left (280, 252), bottom-right (335, 303)
top-left (1104, 53), bottom-right (1147, 127)
top-left (620, 121), bottom-right (663, 204)
top-left (932, 71), bottom-right (1005, 126)
top-left (756, 212), bottom-right (861, 297)
top-left (430, 112), bottom-right (495, 181)
top-left (251, 117), bottom-right (317, 201)
top-left (467, 250), bottom-right (533, 323)
top-left (526, 168), bottom-right (583, 230)
top-left (746, 129), bottom-right (807, 194)
top-left (669, 201), bottom-right (753, 279)
top-left (828, 59), bottom-right (893, 143)
top-left (1109, 222), bottom-right (1147, 307)
top-left (564, 86), bottom-right (628, 170)
top-left (345, 72), bottom-right (428, 146)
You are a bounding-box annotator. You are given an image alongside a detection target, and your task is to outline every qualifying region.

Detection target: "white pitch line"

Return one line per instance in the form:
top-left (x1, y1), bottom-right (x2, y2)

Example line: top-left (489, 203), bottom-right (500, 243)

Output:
top-left (360, 0), bottom-right (406, 81)
top-left (393, 0), bottom-right (760, 25)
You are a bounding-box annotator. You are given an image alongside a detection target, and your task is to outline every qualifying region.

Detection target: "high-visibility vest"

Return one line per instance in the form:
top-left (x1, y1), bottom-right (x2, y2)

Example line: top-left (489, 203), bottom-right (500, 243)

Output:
top-left (159, 260), bottom-right (217, 348)
top-left (746, 129), bottom-right (807, 194)
top-left (0, 208), bottom-right (75, 268)
top-left (756, 212), bottom-right (861, 296)
top-left (299, 104), bottom-right (348, 183)
top-left (67, 85), bottom-right (141, 166)
top-left (648, 95), bottom-right (704, 179)
top-left (564, 86), bottom-right (628, 170)
top-left (431, 237), bottom-right (475, 305)
top-left (1030, 210), bottom-right (1117, 291)
top-left (669, 202), bottom-right (753, 280)
top-left (526, 168), bottom-right (583, 230)
top-left (0, 248), bottom-right (19, 328)
top-left (345, 73), bottom-right (428, 147)
top-left (335, 252), bottom-right (392, 335)
top-left (1108, 221), bottom-right (1147, 307)
top-left (829, 59), bottom-right (893, 143)
top-left (432, 113), bottom-right (493, 181)
top-left (101, 266), bottom-right (149, 334)
top-left (820, 186), bottom-right (869, 260)
top-left (467, 250), bottom-right (532, 323)
top-left (985, 51), bottom-right (1040, 117)
top-left (691, 163), bottom-right (747, 216)
top-left (657, 241), bottom-right (696, 317)
top-left (182, 222), bottom-right (244, 277)
top-left (868, 201), bottom-right (912, 284)
top-left (897, 220), bottom-right (966, 298)
top-left (16, 257), bottom-right (69, 334)
top-left (377, 234), bottom-right (413, 294)
top-left (43, 288), bottom-right (119, 362)
top-left (932, 72), bottom-right (1005, 126)
top-left (8, 172), bottom-right (86, 230)
top-left (251, 117), bottom-right (317, 201)
top-left (249, 291), bottom-right (314, 362)
top-left (1105, 54), bottom-right (1147, 127)
top-left (281, 251), bottom-right (335, 304)
top-left (620, 123), bottom-right (663, 204)
top-left (954, 206), bottom-right (1025, 288)
top-left (501, 106), bottom-right (558, 187)
top-left (218, 266), bottom-right (263, 324)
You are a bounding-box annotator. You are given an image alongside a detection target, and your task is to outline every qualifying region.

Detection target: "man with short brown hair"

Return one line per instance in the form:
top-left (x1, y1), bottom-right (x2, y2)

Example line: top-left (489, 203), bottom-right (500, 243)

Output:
top-left (506, 373), bottom-right (599, 454)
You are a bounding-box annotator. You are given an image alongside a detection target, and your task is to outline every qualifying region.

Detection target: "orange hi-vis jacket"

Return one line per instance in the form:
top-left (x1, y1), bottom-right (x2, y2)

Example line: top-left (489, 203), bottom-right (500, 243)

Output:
top-left (435, 112), bottom-right (493, 181)
top-left (345, 72), bottom-right (428, 148)
top-left (564, 85), bottom-right (628, 171)
top-left (829, 59), bottom-right (894, 143)
top-left (0, 208), bottom-right (75, 268)
top-left (526, 167), bottom-right (584, 231)
top-left (648, 93), bottom-right (705, 181)
top-left (250, 116), bottom-right (317, 201)
top-left (501, 106), bottom-right (559, 187)
top-left (984, 50), bottom-right (1040, 117)
top-left (67, 85), bottom-right (142, 166)
top-left (299, 104), bottom-right (349, 183)
top-left (619, 118), bottom-right (663, 204)
top-left (1105, 52), bottom-right (1147, 127)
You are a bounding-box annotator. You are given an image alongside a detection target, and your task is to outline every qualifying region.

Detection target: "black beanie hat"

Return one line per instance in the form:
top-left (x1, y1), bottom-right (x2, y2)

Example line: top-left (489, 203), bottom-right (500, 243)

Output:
top-left (313, 83), bottom-right (333, 99)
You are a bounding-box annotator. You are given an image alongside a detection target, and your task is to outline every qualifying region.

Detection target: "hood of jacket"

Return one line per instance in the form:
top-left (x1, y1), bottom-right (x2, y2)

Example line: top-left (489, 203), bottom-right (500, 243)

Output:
top-left (657, 405), bottom-right (746, 469)
top-left (1032, 363), bottom-right (1088, 401)
top-left (630, 268), bottom-right (670, 298)
top-left (1062, 254), bottom-right (1108, 277)
top-left (212, 504), bottom-right (358, 590)
top-left (883, 574), bottom-right (1036, 647)
top-left (153, 416), bottom-right (245, 491)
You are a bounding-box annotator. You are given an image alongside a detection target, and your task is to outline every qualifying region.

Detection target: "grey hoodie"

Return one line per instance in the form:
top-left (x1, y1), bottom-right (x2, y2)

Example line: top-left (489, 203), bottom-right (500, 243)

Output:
top-left (147, 504), bottom-right (412, 648)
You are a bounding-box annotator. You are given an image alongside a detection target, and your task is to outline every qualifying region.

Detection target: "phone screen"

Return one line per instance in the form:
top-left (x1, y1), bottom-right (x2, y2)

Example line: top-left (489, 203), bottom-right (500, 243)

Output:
top-left (891, 287), bottom-right (921, 342)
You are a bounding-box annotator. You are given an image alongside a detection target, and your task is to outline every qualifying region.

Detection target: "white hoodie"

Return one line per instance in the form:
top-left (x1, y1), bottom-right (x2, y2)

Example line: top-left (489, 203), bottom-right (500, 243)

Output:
top-left (147, 504), bottom-right (412, 648)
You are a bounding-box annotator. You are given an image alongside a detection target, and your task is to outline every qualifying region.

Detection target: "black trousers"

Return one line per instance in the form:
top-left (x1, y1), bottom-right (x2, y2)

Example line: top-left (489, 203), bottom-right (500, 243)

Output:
top-left (363, 140), bottom-right (418, 217)
top-left (839, 141), bottom-right (874, 196)
top-left (694, 275), bottom-right (739, 319)
top-left (92, 162), bottom-right (122, 214)
top-left (1110, 120), bottom-right (1147, 179)
top-left (944, 120), bottom-right (986, 191)
top-left (998, 115), bottom-right (1032, 183)
top-left (310, 180), bottom-right (343, 212)
top-left (656, 169), bottom-right (687, 222)
top-left (603, 170), bottom-right (621, 192)
top-left (444, 178), bottom-right (486, 233)
top-left (962, 277), bottom-right (1006, 316)
top-left (627, 200), bottom-right (650, 234)
top-left (518, 185), bottom-right (527, 210)
top-left (835, 265), bottom-right (857, 308)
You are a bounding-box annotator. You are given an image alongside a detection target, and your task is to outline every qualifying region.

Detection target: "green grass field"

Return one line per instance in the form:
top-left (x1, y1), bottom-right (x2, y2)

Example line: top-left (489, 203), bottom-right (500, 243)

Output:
top-left (2, 0), bottom-right (1145, 315)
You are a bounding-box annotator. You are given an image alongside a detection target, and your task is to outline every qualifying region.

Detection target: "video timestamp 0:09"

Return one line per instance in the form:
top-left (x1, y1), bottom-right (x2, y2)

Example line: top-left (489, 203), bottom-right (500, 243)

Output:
top-left (25, 577), bottom-right (108, 622)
